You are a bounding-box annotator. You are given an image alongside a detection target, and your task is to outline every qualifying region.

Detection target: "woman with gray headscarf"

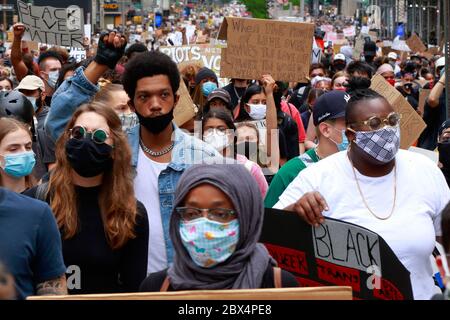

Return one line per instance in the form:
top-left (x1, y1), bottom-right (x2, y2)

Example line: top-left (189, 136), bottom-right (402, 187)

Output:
top-left (139, 164), bottom-right (298, 291)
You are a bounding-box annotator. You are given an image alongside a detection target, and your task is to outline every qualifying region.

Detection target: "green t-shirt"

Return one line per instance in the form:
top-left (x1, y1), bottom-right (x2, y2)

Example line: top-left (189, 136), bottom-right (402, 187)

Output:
top-left (264, 148), bottom-right (319, 208)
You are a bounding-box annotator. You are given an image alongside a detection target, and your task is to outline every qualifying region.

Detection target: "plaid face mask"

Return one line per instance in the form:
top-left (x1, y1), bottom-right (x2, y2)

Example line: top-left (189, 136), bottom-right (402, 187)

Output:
top-left (353, 125), bottom-right (400, 163)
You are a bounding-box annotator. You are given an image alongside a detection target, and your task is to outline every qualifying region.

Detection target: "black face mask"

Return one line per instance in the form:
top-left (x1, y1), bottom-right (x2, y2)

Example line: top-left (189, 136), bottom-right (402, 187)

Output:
top-left (65, 138), bottom-right (113, 177)
top-left (333, 63), bottom-right (346, 71)
top-left (438, 142), bottom-right (450, 168)
top-left (403, 83), bottom-right (413, 91)
top-left (236, 141), bottom-right (259, 162)
top-left (136, 109), bottom-right (174, 134)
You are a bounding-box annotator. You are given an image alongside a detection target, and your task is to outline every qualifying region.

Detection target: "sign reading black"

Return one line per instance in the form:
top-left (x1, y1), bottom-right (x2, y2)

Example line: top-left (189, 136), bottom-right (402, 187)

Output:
top-left (260, 208), bottom-right (413, 300)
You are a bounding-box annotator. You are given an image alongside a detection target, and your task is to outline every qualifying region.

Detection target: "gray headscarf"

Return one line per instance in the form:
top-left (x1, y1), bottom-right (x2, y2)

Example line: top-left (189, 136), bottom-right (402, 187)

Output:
top-left (167, 164), bottom-right (275, 290)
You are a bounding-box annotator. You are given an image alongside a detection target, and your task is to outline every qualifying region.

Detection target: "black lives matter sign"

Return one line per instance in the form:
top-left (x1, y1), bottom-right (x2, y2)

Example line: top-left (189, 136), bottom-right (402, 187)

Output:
top-left (260, 209), bottom-right (413, 300)
top-left (17, 0), bottom-right (84, 48)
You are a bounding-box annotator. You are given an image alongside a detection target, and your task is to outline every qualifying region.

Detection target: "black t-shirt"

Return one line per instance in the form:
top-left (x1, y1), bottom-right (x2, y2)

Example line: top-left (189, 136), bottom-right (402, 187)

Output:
top-left (278, 111), bottom-right (300, 160)
top-left (418, 82), bottom-right (446, 150)
top-left (397, 86), bottom-right (419, 110)
top-left (139, 265), bottom-right (299, 292)
top-left (24, 185), bottom-right (149, 294)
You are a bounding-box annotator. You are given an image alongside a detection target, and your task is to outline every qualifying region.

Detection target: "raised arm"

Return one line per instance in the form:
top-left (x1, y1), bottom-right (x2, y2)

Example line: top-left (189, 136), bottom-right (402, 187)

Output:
top-left (262, 74), bottom-right (280, 172)
top-left (45, 31), bottom-right (127, 141)
top-left (427, 73), bottom-right (446, 108)
top-left (11, 23), bottom-right (29, 81)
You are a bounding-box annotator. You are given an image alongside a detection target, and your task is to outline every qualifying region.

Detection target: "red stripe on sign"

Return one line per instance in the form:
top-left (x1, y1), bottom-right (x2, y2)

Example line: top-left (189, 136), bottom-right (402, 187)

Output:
top-left (296, 277), bottom-right (324, 287)
top-left (373, 278), bottom-right (404, 300)
top-left (264, 243), bottom-right (309, 276)
top-left (316, 259), bottom-right (361, 292)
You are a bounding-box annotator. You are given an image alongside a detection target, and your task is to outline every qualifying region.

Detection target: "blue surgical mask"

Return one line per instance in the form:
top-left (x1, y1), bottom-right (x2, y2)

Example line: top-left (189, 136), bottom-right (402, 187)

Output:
top-left (329, 125), bottom-right (349, 151)
top-left (180, 218), bottom-right (239, 268)
top-left (202, 81), bottom-right (218, 97)
top-left (26, 96), bottom-right (38, 112)
top-left (0, 151), bottom-right (36, 178)
top-left (47, 71), bottom-right (59, 89)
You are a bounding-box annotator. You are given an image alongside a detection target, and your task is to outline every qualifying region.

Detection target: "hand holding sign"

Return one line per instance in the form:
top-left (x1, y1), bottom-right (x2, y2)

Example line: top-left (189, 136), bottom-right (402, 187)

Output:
top-left (12, 23), bottom-right (26, 40)
top-left (290, 191), bottom-right (328, 227)
top-left (94, 31), bottom-right (127, 69)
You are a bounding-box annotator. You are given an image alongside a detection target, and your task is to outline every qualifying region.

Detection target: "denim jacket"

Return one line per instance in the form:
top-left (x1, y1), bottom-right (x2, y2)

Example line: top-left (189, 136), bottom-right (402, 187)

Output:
top-left (45, 66), bottom-right (222, 265)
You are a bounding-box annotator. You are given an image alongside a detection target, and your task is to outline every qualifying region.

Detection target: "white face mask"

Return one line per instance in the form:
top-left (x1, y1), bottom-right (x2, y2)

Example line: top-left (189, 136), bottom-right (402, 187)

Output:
top-left (47, 71), bottom-right (59, 89)
top-left (203, 129), bottom-right (230, 151)
top-left (26, 96), bottom-right (38, 112)
top-left (247, 103), bottom-right (267, 120)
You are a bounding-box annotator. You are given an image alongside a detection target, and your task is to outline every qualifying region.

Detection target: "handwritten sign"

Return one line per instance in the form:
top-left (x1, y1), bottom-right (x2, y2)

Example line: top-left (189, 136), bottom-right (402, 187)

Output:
top-left (17, 1), bottom-right (84, 48)
top-left (69, 47), bottom-right (86, 62)
top-left (343, 26), bottom-right (356, 37)
top-left (160, 45), bottom-right (222, 78)
top-left (260, 208), bottom-right (413, 300)
top-left (370, 74), bottom-right (426, 149)
top-left (406, 33), bottom-right (427, 53)
top-left (173, 77), bottom-right (196, 127)
top-left (320, 24), bottom-right (333, 33)
top-left (218, 17), bottom-right (315, 83)
top-left (353, 35), bottom-right (364, 60)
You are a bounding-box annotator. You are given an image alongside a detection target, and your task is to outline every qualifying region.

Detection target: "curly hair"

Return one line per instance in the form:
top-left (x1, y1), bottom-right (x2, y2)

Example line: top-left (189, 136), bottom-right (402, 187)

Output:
top-left (122, 51), bottom-right (180, 102)
top-left (48, 102), bottom-right (137, 249)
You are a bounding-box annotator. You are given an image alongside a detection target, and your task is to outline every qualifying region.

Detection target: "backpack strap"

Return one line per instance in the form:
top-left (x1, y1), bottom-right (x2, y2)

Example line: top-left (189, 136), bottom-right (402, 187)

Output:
top-left (160, 276), bottom-right (170, 292)
top-left (35, 182), bottom-right (49, 201)
top-left (273, 267), bottom-right (282, 288)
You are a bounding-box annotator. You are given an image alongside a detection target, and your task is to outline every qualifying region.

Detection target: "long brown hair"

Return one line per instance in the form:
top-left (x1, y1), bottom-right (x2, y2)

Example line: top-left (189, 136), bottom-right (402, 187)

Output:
top-left (49, 102), bottom-right (137, 249)
top-left (0, 117), bottom-right (36, 189)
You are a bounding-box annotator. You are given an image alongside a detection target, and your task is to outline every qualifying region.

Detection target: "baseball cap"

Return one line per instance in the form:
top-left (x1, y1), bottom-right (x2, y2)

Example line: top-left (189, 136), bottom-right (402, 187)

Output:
top-left (207, 88), bottom-right (231, 106)
top-left (435, 57), bottom-right (445, 70)
top-left (16, 75), bottom-right (45, 92)
top-left (313, 90), bottom-right (350, 126)
top-left (387, 52), bottom-right (398, 60)
top-left (363, 41), bottom-right (377, 57)
top-left (334, 53), bottom-right (346, 62)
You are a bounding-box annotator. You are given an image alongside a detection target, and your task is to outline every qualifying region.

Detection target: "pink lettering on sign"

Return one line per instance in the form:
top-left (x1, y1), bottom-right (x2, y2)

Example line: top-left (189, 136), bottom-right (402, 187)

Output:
top-left (264, 243), bottom-right (309, 276)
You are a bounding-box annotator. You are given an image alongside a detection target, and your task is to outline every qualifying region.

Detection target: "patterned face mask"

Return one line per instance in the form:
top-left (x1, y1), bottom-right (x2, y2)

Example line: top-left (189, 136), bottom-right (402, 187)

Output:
top-left (179, 218), bottom-right (239, 268)
top-left (351, 125), bottom-right (400, 163)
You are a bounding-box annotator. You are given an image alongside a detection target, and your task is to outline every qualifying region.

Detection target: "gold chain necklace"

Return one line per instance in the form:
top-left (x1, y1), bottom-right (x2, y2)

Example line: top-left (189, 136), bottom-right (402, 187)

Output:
top-left (348, 154), bottom-right (397, 220)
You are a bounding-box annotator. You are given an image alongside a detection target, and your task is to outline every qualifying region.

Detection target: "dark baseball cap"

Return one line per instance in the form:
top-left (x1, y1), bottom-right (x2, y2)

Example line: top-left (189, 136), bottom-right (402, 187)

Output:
top-left (207, 88), bottom-right (231, 106)
top-left (313, 90), bottom-right (350, 126)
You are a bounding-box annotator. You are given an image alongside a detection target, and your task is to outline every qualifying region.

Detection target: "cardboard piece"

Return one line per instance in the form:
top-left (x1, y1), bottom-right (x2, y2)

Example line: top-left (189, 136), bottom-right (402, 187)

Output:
top-left (370, 74), bottom-right (427, 148)
top-left (418, 88), bottom-right (431, 116)
top-left (16, 0), bottom-right (84, 48)
top-left (7, 31), bottom-right (13, 42)
top-left (26, 41), bottom-right (39, 52)
top-left (218, 17), bottom-right (315, 83)
top-left (27, 287), bottom-right (352, 300)
top-left (353, 35), bottom-right (364, 60)
top-left (406, 33), bottom-right (427, 53)
top-left (260, 208), bottom-right (414, 300)
top-left (173, 78), bottom-right (196, 127)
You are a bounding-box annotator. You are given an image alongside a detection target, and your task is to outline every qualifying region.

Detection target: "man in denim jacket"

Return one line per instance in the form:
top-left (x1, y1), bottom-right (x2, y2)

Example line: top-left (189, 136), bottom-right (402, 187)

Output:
top-left (45, 32), bottom-right (221, 274)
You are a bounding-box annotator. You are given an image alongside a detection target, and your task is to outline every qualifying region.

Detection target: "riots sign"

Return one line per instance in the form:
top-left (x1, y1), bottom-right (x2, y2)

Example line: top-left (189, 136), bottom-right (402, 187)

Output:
top-left (260, 209), bottom-right (413, 300)
top-left (218, 17), bottom-right (315, 83)
top-left (17, 1), bottom-right (84, 48)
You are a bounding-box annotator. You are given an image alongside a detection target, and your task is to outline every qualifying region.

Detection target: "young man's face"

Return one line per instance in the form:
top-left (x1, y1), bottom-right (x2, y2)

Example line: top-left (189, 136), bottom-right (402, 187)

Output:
top-left (132, 75), bottom-right (178, 117)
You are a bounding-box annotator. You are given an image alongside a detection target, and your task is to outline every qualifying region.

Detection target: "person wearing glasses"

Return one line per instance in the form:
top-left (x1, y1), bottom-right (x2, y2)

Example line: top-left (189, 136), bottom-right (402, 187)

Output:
top-left (25, 102), bottom-right (149, 294)
top-left (139, 164), bottom-right (298, 291)
top-left (274, 77), bottom-right (450, 300)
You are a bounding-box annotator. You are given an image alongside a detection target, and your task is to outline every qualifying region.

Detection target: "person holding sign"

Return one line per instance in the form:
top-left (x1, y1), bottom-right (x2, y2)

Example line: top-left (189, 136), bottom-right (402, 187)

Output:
top-left (274, 77), bottom-right (450, 299)
top-left (139, 164), bottom-right (298, 292)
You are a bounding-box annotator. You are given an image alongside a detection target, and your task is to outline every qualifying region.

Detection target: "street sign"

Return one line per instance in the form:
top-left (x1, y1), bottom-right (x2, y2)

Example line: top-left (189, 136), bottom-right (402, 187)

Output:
top-left (0, 4), bottom-right (14, 10)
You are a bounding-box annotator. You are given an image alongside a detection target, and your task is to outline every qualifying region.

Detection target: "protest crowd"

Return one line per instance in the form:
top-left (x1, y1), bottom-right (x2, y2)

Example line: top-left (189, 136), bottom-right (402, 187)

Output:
top-left (1, 0), bottom-right (450, 301)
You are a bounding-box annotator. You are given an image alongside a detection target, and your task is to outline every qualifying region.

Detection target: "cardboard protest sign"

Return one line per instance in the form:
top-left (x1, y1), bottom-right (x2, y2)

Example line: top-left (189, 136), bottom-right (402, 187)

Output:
top-left (17, 1), bottom-right (84, 48)
top-left (260, 208), bottom-right (414, 300)
top-left (370, 74), bottom-right (426, 148)
top-left (218, 17), bottom-right (315, 83)
top-left (160, 45), bottom-right (222, 78)
top-left (418, 88), bottom-right (431, 116)
top-left (7, 31), bottom-right (13, 43)
top-left (173, 78), bottom-right (196, 127)
top-left (352, 35), bottom-right (364, 60)
top-left (26, 41), bottom-right (39, 52)
top-left (406, 33), bottom-right (427, 53)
